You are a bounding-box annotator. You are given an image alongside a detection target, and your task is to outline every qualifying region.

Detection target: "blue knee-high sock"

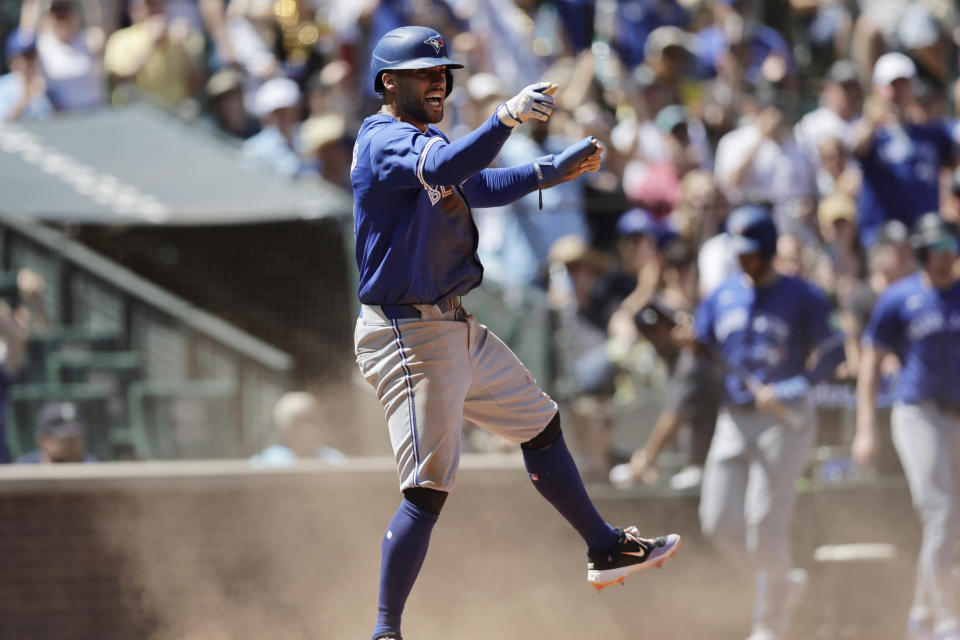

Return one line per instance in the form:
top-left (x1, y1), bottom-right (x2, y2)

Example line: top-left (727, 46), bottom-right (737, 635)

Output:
top-left (522, 434), bottom-right (618, 552)
top-left (373, 499), bottom-right (439, 639)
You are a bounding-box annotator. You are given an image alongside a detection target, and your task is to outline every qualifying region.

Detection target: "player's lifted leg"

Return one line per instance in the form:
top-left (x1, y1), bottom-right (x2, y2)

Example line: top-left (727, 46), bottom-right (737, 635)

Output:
top-left (520, 412), bottom-right (681, 591)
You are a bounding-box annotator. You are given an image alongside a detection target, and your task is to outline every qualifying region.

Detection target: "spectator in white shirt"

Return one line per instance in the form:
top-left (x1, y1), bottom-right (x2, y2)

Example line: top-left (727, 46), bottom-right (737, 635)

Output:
top-left (37, 0), bottom-right (106, 111)
top-left (794, 59), bottom-right (863, 173)
top-left (714, 88), bottom-right (816, 237)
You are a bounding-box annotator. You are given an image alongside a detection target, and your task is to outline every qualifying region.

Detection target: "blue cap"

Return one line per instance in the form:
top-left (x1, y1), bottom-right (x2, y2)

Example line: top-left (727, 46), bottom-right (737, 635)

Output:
top-left (617, 208), bottom-right (659, 237)
top-left (617, 208), bottom-right (677, 249)
top-left (5, 29), bottom-right (37, 61)
top-left (35, 402), bottom-right (86, 438)
top-left (726, 205), bottom-right (778, 258)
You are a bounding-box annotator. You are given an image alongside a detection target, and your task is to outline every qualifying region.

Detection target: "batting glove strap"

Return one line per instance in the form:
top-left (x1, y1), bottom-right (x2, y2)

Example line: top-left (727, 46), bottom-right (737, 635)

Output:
top-left (497, 101), bottom-right (523, 127)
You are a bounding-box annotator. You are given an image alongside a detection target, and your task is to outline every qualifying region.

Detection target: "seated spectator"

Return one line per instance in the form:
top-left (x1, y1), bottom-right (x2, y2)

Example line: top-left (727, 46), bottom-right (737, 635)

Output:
top-left (299, 112), bottom-right (351, 190)
top-left (850, 52), bottom-right (956, 246)
top-left (37, 0), bottom-right (106, 111)
top-left (104, 0), bottom-right (205, 107)
top-left (250, 391), bottom-right (346, 467)
top-left (14, 402), bottom-right (97, 464)
top-left (242, 76), bottom-right (303, 177)
top-left (815, 135), bottom-right (861, 199)
top-left (818, 193), bottom-right (864, 282)
top-left (205, 66), bottom-right (257, 138)
top-left (0, 30), bottom-right (54, 122)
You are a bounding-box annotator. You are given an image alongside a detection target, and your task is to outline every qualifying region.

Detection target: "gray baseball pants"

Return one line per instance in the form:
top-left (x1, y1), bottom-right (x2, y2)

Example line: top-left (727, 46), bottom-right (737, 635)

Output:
top-left (699, 400), bottom-right (816, 637)
top-left (892, 401), bottom-right (960, 635)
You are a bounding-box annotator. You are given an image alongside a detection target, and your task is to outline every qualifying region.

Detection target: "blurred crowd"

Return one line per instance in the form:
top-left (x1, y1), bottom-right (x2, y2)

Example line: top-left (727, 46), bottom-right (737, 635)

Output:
top-left (2, 0), bottom-right (960, 475)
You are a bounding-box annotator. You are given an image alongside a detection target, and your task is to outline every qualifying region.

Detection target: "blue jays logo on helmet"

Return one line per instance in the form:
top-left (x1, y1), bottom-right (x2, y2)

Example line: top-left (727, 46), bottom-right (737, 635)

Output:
top-left (370, 26), bottom-right (464, 96)
top-left (423, 35), bottom-right (444, 54)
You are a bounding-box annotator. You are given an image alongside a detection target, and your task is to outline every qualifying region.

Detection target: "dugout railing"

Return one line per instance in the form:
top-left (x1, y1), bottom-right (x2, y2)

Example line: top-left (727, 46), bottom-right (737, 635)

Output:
top-left (0, 211), bottom-right (294, 459)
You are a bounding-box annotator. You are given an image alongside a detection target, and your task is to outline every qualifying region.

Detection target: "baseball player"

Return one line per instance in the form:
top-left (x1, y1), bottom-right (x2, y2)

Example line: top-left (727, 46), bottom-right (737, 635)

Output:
top-left (692, 205), bottom-right (845, 640)
top-left (351, 26), bottom-right (681, 640)
top-left (853, 213), bottom-right (960, 640)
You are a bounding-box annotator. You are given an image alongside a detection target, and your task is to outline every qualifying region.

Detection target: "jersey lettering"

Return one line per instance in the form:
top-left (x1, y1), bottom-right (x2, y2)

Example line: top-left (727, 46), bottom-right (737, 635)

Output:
top-left (907, 310), bottom-right (945, 341)
top-left (715, 308), bottom-right (748, 342)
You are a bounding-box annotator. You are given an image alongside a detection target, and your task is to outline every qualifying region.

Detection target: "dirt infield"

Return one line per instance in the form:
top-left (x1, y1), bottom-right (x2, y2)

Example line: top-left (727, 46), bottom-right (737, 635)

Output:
top-left (0, 458), bottom-right (918, 639)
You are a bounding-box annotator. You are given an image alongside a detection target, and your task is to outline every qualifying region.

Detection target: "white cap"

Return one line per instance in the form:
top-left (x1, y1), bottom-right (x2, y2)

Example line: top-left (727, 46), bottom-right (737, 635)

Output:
top-left (253, 77), bottom-right (301, 118)
top-left (872, 52), bottom-right (916, 87)
top-left (466, 72), bottom-right (507, 102)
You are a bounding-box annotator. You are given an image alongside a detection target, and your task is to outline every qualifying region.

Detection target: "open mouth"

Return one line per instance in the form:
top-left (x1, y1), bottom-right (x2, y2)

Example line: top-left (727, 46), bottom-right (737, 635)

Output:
top-left (425, 91), bottom-right (444, 108)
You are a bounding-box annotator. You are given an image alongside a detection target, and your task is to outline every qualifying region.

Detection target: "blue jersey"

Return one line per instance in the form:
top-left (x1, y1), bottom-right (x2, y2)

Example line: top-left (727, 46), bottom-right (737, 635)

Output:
top-left (863, 273), bottom-right (960, 406)
top-left (856, 121), bottom-right (955, 246)
top-left (695, 274), bottom-right (845, 405)
top-left (351, 111), bottom-right (538, 305)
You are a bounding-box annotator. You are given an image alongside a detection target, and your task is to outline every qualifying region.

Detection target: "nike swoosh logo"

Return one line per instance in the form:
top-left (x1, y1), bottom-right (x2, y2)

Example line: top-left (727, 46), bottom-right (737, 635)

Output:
top-left (622, 550), bottom-right (647, 559)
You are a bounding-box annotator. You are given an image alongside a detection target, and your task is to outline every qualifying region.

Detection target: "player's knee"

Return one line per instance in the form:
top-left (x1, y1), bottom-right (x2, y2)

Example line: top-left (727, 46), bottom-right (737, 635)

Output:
top-left (403, 487), bottom-right (448, 515)
top-left (521, 412), bottom-right (562, 451)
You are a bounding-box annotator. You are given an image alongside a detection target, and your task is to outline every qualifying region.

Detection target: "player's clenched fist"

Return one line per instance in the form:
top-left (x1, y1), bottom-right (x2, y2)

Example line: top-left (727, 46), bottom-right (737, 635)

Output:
top-left (533, 136), bottom-right (603, 188)
top-left (497, 82), bottom-right (558, 126)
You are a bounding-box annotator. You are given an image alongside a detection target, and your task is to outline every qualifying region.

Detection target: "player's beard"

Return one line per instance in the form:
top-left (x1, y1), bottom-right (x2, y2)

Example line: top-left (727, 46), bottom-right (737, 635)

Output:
top-left (397, 84), bottom-right (443, 125)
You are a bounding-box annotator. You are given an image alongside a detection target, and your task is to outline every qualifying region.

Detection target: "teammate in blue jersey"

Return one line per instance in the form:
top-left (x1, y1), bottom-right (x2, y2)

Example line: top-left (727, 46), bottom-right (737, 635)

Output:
top-left (351, 26), bottom-right (681, 640)
top-left (853, 213), bottom-right (960, 640)
top-left (692, 205), bottom-right (845, 640)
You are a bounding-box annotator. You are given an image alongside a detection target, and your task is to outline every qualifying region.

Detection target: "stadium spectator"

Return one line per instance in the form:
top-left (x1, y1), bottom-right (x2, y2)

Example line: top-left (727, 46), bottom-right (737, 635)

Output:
top-left (36, 0), bottom-right (106, 111)
top-left (607, 0), bottom-right (689, 68)
top-left (103, 0), bottom-right (205, 107)
top-left (643, 25), bottom-right (697, 102)
top-left (250, 391), bottom-right (346, 467)
top-left (299, 112), bottom-right (352, 190)
top-left (223, 0), bottom-right (280, 101)
top-left (851, 0), bottom-right (951, 86)
top-left (242, 76), bottom-right (303, 177)
top-left (655, 103), bottom-right (713, 176)
top-left (774, 232), bottom-right (809, 277)
top-left (546, 234), bottom-right (616, 480)
top-left (0, 29), bottom-right (53, 121)
top-left (205, 66), bottom-right (257, 138)
top-left (850, 52), bottom-right (957, 247)
top-left (695, 0), bottom-right (795, 83)
top-left (793, 60), bottom-right (863, 178)
top-left (714, 89), bottom-right (815, 237)
top-left (13, 402), bottom-right (97, 464)
top-left (817, 193), bottom-right (863, 282)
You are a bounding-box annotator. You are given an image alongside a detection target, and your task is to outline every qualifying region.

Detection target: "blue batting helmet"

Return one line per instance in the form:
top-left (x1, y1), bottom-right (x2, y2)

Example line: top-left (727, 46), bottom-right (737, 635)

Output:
top-left (726, 205), bottom-right (778, 258)
top-left (371, 26), bottom-right (464, 97)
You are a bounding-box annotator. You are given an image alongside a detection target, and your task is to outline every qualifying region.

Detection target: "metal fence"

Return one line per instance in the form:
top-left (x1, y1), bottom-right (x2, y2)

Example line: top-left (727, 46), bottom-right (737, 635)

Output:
top-left (0, 212), bottom-right (294, 460)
